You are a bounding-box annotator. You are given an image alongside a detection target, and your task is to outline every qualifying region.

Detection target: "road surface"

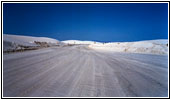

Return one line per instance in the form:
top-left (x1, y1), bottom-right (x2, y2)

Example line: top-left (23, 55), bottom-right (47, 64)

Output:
top-left (3, 45), bottom-right (168, 97)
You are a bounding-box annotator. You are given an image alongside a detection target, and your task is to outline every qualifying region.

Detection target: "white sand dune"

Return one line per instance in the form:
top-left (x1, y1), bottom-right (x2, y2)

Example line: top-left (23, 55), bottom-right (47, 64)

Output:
top-left (62, 40), bottom-right (100, 44)
top-left (3, 34), bottom-right (59, 51)
top-left (4, 34), bottom-right (168, 55)
top-left (89, 39), bottom-right (168, 55)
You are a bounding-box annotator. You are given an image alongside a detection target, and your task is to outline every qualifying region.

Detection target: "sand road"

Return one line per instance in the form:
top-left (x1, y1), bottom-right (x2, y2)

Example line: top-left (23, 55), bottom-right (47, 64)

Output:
top-left (3, 45), bottom-right (168, 97)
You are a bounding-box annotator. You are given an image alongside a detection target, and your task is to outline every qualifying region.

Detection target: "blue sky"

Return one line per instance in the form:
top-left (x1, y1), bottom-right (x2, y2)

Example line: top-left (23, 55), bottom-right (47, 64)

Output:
top-left (3, 3), bottom-right (168, 42)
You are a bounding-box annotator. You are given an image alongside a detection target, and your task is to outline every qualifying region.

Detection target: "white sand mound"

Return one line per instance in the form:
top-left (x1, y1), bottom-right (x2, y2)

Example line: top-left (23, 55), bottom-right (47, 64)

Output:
top-left (62, 40), bottom-right (100, 45)
top-left (89, 39), bottom-right (168, 55)
top-left (3, 34), bottom-right (59, 51)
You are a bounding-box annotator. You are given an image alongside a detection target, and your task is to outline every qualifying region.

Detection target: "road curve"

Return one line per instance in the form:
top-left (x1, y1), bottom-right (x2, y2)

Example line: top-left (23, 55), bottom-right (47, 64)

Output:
top-left (3, 45), bottom-right (168, 97)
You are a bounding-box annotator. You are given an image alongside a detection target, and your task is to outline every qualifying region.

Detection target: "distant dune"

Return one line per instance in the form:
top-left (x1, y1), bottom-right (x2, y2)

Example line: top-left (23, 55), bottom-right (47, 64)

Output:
top-left (3, 34), bottom-right (168, 55)
top-left (62, 40), bottom-right (100, 44)
top-left (62, 39), bottom-right (168, 55)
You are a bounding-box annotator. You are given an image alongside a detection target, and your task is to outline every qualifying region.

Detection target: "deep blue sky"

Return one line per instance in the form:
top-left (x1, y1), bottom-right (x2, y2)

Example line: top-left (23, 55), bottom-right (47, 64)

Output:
top-left (3, 3), bottom-right (168, 42)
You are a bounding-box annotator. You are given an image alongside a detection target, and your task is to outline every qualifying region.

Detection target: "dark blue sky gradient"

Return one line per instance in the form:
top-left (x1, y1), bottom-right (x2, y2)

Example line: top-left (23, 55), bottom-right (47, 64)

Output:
top-left (3, 3), bottom-right (168, 42)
